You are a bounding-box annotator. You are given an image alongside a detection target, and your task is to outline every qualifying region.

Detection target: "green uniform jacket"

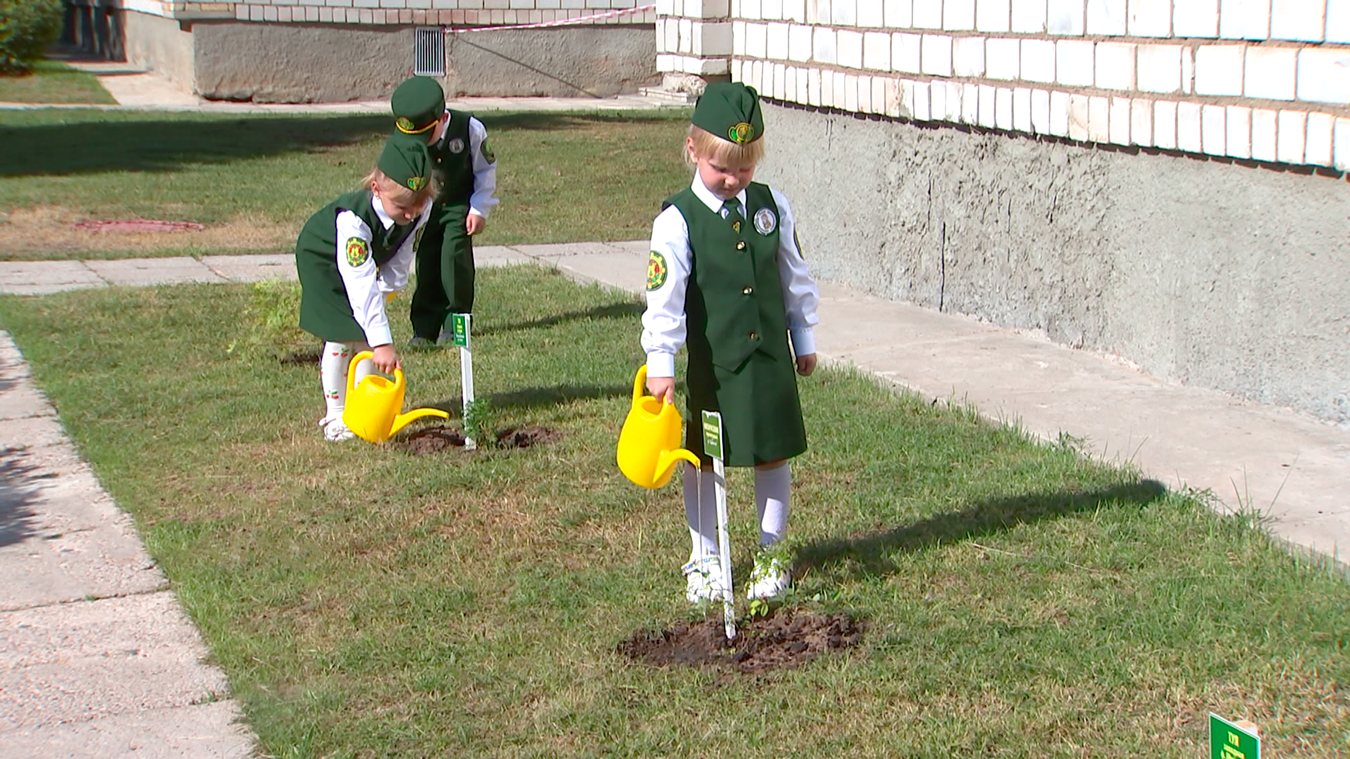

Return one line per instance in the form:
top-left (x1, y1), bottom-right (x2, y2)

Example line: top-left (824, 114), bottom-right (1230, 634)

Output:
top-left (296, 189), bottom-right (419, 343)
top-left (430, 111), bottom-right (474, 206)
top-left (666, 182), bottom-right (807, 466)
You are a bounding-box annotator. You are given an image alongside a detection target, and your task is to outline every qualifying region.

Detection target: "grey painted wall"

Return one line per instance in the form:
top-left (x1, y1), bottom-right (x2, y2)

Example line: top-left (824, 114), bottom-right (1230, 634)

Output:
top-left (188, 22), bottom-right (656, 102)
top-left (124, 11), bottom-right (195, 90)
top-left (759, 102), bottom-right (1350, 426)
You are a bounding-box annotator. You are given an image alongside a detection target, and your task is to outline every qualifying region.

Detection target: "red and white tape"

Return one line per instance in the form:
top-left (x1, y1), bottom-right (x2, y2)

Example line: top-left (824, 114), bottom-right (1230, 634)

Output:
top-left (445, 3), bottom-right (655, 34)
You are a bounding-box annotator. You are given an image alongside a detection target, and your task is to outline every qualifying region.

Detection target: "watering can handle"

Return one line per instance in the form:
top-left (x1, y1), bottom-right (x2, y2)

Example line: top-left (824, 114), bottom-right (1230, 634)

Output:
top-left (632, 365), bottom-right (648, 404)
top-left (347, 350), bottom-right (404, 392)
top-left (349, 350), bottom-right (374, 394)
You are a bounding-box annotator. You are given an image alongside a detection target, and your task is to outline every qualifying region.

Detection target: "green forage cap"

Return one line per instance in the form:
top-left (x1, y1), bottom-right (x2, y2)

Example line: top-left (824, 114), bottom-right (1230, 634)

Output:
top-left (692, 82), bottom-right (764, 145)
top-left (378, 133), bottom-right (432, 192)
top-left (391, 76), bottom-right (446, 135)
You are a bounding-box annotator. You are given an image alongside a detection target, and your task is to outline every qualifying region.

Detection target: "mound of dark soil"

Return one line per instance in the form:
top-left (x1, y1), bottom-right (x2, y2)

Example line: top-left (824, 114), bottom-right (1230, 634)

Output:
top-left (398, 424), bottom-right (559, 454)
top-left (618, 609), bottom-right (864, 674)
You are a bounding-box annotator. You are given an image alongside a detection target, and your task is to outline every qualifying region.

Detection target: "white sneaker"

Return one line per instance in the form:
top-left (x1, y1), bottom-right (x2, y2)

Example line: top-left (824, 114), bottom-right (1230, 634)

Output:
top-left (323, 417), bottom-right (355, 442)
top-left (683, 555), bottom-right (730, 603)
top-left (746, 553), bottom-right (791, 600)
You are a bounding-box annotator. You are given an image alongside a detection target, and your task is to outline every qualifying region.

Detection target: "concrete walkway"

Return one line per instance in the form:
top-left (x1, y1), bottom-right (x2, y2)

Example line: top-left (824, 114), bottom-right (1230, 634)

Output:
top-left (2, 244), bottom-right (1348, 756)
top-left (0, 60), bottom-right (688, 113)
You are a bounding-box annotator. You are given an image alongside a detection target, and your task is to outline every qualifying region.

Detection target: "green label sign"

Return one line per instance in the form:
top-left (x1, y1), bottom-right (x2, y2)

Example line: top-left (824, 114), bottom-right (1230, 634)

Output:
top-left (1210, 714), bottom-right (1259, 759)
top-left (451, 313), bottom-right (470, 347)
top-left (701, 411), bottom-right (723, 461)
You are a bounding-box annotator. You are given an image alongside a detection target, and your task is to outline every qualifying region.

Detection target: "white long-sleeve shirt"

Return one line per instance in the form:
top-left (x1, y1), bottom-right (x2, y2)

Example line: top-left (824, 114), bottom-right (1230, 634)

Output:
top-left (464, 115), bottom-right (498, 219)
top-left (335, 196), bottom-right (432, 347)
top-left (641, 175), bottom-right (820, 378)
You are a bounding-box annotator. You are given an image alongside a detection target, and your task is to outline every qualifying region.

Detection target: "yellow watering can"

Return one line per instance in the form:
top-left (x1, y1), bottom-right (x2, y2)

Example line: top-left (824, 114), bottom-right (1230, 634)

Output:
top-left (342, 351), bottom-right (449, 444)
top-left (617, 366), bottom-right (701, 489)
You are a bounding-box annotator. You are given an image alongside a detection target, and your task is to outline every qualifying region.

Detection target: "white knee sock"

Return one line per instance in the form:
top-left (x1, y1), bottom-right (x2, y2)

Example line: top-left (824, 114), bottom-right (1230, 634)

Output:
top-left (319, 341), bottom-right (372, 422)
top-left (320, 342), bottom-right (352, 421)
top-left (754, 462), bottom-right (791, 547)
top-left (683, 464), bottom-right (719, 561)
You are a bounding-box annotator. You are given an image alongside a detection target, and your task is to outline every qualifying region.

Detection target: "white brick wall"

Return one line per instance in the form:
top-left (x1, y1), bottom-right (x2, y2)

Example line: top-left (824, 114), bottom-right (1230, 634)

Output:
top-left (668, 0), bottom-right (1350, 170)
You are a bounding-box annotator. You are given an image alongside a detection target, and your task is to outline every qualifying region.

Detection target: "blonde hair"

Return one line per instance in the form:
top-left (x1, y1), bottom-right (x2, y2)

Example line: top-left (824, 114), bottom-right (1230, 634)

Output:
top-left (360, 168), bottom-right (439, 206)
top-left (685, 124), bottom-right (766, 168)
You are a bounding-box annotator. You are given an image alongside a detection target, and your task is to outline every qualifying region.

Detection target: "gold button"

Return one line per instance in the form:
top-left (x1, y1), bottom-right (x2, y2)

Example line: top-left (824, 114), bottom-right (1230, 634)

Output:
top-left (736, 241), bottom-right (746, 250)
top-left (742, 286), bottom-right (753, 295)
top-left (749, 331), bottom-right (758, 340)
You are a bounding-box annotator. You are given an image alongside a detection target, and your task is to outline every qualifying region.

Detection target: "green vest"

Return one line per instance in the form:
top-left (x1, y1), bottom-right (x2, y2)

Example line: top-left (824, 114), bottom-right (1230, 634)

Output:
top-left (667, 182), bottom-right (789, 372)
top-left (429, 110), bottom-right (474, 206)
top-left (296, 190), bottom-right (417, 268)
top-left (295, 189), bottom-right (417, 342)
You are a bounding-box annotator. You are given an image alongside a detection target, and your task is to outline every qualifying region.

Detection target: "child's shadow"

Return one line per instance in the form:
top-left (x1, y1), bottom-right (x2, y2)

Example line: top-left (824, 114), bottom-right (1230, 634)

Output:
top-left (475, 302), bottom-right (642, 336)
top-left (430, 382), bottom-right (634, 417)
top-left (796, 479), bottom-right (1167, 581)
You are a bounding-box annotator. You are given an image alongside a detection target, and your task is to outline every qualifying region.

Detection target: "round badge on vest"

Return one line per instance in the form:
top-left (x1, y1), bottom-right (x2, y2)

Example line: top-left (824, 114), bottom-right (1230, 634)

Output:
top-left (447, 138), bottom-right (466, 154)
top-left (753, 208), bottom-right (777, 235)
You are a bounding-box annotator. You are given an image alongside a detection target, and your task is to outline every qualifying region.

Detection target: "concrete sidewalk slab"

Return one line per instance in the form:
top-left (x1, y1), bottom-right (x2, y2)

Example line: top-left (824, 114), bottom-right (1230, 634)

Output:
top-left (474, 245), bottom-right (535, 269)
top-left (0, 327), bottom-right (256, 757)
top-left (2, 700), bottom-right (251, 759)
top-left (85, 257), bottom-right (226, 288)
top-left (0, 261), bottom-right (105, 296)
top-left (200, 254), bottom-right (296, 283)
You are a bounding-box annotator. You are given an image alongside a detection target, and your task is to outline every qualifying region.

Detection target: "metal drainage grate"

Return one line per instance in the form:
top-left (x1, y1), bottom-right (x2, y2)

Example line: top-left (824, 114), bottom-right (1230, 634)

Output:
top-left (413, 27), bottom-right (445, 77)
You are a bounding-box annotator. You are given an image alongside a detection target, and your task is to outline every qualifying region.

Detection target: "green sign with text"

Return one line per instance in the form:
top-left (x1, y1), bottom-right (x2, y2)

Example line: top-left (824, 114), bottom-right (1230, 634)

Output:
top-left (451, 313), bottom-right (469, 347)
top-left (1210, 714), bottom-right (1259, 759)
top-left (701, 411), bottom-right (723, 461)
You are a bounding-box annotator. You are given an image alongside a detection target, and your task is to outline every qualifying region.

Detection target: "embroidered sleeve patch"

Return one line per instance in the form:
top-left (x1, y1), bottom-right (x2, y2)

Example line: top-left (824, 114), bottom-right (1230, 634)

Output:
top-left (646, 251), bottom-right (668, 291)
top-left (481, 139), bottom-right (496, 164)
top-left (345, 237), bottom-right (370, 267)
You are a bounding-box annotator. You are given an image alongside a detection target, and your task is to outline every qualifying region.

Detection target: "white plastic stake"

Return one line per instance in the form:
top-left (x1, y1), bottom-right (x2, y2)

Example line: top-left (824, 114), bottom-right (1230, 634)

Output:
top-left (451, 313), bottom-right (476, 450)
top-left (702, 410), bottom-right (735, 642)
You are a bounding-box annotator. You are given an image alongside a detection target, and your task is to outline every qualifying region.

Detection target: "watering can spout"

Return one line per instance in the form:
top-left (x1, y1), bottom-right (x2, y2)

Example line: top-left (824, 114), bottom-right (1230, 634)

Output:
top-left (655, 448), bottom-right (701, 482)
top-left (390, 407), bottom-right (450, 437)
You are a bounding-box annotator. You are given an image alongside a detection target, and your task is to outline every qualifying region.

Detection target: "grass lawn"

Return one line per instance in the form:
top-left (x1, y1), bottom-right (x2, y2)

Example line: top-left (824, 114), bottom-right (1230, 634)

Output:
top-left (1, 268), bottom-right (1347, 757)
top-left (0, 59), bottom-right (116, 105)
top-left (0, 109), bottom-right (690, 260)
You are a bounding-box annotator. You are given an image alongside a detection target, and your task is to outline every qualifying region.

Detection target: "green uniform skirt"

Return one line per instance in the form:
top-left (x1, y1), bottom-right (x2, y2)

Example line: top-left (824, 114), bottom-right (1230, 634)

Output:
top-left (683, 344), bottom-right (807, 468)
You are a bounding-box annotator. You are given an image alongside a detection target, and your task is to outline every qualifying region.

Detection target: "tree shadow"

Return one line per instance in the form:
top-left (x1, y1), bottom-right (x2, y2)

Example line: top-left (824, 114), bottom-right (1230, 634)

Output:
top-left (429, 382), bottom-right (631, 417)
top-left (796, 480), bottom-right (1167, 580)
top-left (0, 448), bottom-right (43, 548)
top-left (0, 111), bottom-right (671, 179)
top-left (477, 301), bottom-right (642, 336)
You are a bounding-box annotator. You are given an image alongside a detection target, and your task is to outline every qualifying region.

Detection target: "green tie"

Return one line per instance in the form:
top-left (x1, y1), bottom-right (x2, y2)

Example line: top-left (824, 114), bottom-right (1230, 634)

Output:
top-left (722, 198), bottom-right (743, 229)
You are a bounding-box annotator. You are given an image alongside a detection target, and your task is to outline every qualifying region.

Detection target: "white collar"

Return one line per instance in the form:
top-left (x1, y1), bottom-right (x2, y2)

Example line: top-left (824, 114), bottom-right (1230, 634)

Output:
top-left (370, 194), bottom-right (396, 230)
top-left (691, 173), bottom-right (747, 214)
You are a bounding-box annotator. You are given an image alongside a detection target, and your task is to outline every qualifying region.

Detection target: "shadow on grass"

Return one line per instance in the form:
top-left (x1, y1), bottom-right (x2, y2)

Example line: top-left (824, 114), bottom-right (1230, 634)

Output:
top-left (432, 382), bottom-right (632, 417)
top-left (0, 448), bottom-right (43, 548)
top-left (797, 479), bottom-right (1167, 579)
top-left (0, 111), bottom-right (684, 178)
top-left (477, 301), bottom-right (642, 336)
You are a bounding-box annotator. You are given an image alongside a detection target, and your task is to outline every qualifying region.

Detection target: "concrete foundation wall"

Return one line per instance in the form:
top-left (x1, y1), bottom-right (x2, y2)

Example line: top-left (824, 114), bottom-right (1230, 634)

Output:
top-left (123, 11), bottom-right (194, 90)
top-left (761, 102), bottom-right (1350, 425)
top-left (442, 26), bottom-right (657, 98)
top-left (188, 22), bottom-right (656, 102)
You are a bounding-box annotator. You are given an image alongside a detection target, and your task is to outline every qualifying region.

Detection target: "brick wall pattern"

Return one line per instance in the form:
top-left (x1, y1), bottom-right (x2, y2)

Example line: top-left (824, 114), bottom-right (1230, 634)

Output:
top-left (125, 0), bottom-right (657, 27)
top-left (661, 0), bottom-right (1350, 171)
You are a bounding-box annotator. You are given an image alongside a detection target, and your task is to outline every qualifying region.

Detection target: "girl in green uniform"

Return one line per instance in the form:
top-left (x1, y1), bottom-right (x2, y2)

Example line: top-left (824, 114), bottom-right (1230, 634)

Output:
top-left (641, 83), bottom-right (821, 603)
top-left (296, 134), bottom-right (438, 441)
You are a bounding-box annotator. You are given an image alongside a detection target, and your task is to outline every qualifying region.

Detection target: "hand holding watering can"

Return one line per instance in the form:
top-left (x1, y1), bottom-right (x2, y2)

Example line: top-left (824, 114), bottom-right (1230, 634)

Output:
top-left (342, 351), bottom-right (449, 444)
top-left (616, 366), bottom-right (700, 489)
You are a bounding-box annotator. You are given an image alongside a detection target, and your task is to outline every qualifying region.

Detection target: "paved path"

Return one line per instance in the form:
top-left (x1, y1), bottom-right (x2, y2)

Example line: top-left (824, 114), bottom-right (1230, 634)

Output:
top-left (0, 60), bottom-right (688, 113)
